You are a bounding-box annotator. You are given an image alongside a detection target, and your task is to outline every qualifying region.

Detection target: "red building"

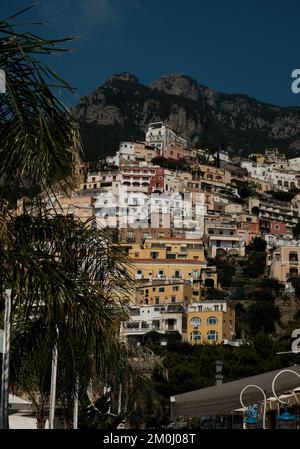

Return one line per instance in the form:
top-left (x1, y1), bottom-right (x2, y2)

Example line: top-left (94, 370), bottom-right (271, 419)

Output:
top-left (149, 167), bottom-right (165, 193)
top-left (270, 220), bottom-right (287, 235)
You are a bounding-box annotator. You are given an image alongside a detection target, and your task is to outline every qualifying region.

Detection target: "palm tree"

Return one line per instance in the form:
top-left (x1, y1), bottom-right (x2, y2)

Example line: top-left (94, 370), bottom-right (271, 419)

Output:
top-left (0, 5), bottom-right (80, 205)
top-left (0, 7), bottom-right (141, 429)
top-left (4, 210), bottom-right (133, 428)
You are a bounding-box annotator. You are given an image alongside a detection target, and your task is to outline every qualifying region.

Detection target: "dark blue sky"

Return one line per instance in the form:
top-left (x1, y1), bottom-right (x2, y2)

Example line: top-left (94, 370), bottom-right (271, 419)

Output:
top-left (2, 0), bottom-right (300, 107)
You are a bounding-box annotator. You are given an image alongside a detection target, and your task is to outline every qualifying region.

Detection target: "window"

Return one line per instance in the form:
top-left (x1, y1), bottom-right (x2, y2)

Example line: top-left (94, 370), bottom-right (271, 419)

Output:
top-left (190, 317), bottom-right (201, 328)
top-left (166, 253), bottom-right (176, 259)
top-left (173, 286), bottom-right (179, 292)
top-left (289, 252), bottom-right (298, 262)
top-left (207, 330), bottom-right (218, 341)
top-left (159, 287), bottom-right (165, 293)
top-left (152, 320), bottom-right (160, 330)
top-left (190, 331), bottom-right (201, 341)
top-left (171, 296), bottom-right (176, 303)
top-left (155, 297), bottom-right (160, 305)
top-left (152, 287), bottom-right (156, 292)
top-left (207, 316), bottom-right (218, 325)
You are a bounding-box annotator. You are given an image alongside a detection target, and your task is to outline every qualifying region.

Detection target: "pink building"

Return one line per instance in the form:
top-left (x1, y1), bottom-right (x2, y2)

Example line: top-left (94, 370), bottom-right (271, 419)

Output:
top-left (162, 141), bottom-right (186, 160)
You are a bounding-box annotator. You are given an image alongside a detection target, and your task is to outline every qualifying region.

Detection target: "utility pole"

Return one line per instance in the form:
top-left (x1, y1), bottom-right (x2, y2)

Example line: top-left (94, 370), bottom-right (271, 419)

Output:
top-left (49, 327), bottom-right (59, 429)
top-left (0, 289), bottom-right (12, 429)
top-left (73, 375), bottom-right (79, 429)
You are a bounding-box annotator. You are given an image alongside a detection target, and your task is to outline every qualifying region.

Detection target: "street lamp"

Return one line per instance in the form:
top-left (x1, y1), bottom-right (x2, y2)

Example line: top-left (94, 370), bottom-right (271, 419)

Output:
top-left (215, 360), bottom-right (223, 386)
top-left (240, 384), bottom-right (267, 429)
top-left (0, 289), bottom-right (12, 430)
top-left (271, 369), bottom-right (300, 429)
top-left (276, 410), bottom-right (297, 429)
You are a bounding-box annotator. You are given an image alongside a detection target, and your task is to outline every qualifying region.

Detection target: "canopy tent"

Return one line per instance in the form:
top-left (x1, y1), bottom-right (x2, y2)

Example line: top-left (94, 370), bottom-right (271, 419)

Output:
top-left (171, 364), bottom-right (300, 419)
top-left (9, 394), bottom-right (32, 412)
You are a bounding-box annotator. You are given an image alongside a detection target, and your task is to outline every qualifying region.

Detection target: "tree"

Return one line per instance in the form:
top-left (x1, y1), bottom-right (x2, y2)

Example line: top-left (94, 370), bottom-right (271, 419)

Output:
top-left (0, 6), bottom-right (80, 204)
top-left (245, 302), bottom-right (281, 335)
top-left (0, 7), bottom-right (148, 430)
top-left (6, 212), bottom-right (133, 428)
top-left (218, 262), bottom-right (236, 288)
top-left (247, 236), bottom-right (267, 253)
top-left (293, 222), bottom-right (300, 239)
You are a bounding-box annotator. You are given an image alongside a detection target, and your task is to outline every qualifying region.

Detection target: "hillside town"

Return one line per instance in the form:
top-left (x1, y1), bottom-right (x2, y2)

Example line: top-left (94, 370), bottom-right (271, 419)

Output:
top-left (2, 2), bottom-right (300, 432)
top-left (40, 121), bottom-right (300, 347)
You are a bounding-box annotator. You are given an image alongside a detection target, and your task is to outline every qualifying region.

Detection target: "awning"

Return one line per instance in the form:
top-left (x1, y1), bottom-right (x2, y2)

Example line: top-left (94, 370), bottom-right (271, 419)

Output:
top-left (171, 364), bottom-right (300, 419)
top-left (9, 394), bottom-right (32, 411)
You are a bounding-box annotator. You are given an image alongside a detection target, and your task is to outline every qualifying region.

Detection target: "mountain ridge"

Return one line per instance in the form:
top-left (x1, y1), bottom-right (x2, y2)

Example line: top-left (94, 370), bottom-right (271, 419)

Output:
top-left (74, 72), bottom-right (300, 161)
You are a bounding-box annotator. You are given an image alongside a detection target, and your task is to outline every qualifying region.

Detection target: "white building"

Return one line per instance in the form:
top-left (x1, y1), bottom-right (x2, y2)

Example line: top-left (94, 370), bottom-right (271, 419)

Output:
top-left (106, 142), bottom-right (136, 166)
top-left (288, 157), bottom-right (300, 172)
top-left (120, 304), bottom-right (187, 340)
top-left (241, 161), bottom-right (299, 191)
top-left (145, 122), bottom-right (187, 150)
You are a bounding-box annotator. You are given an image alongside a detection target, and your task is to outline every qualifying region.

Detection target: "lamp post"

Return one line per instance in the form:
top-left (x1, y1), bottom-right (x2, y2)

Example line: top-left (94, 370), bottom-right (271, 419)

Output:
top-left (48, 326), bottom-right (59, 429)
top-left (271, 369), bottom-right (300, 429)
top-left (215, 360), bottom-right (223, 386)
top-left (0, 289), bottom-right (12, 430)
top-left (240, 384), bottom-right (267, 429)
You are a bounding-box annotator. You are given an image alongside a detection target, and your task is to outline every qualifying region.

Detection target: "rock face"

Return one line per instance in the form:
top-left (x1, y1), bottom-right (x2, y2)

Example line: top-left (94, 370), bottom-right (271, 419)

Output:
top-left (74, 72), bottom-right (300, 161)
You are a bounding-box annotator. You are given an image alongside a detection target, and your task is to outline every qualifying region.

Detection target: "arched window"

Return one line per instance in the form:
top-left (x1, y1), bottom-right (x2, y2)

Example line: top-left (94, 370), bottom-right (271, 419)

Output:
top-left (207, 330), bottom-right (218, 341)
top-left (190, 317), bottom-right (201, 328)
top-left (207, 316), bottom-right (218, 325)
top-left (190, 331), bottom-right (201, 341)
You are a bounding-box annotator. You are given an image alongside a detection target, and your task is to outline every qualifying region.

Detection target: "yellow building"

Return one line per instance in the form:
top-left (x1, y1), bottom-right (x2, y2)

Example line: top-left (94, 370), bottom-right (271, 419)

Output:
top-left (134, 142), bottom-right (160, 162)
top-left (128, 238), bottom-right (207, 301)
top-left (249, 153), bottom-right (265, 164)
top-left (187, 301), bottom-right (235, 345)
top-left (47, 195), bottom-right (94, 223)
top-left (136, 280), bottom-right (193, 306)
top-left (192, 164), bottom-right (231, 184)
top-left (269, 245), bottom-right (300, 283)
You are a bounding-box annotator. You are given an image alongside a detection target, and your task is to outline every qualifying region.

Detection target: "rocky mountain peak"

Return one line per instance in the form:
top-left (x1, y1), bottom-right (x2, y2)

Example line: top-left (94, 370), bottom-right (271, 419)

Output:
top-left (75, 72), bottom-right (300, 162)
top-left (107, 72), bottom-right (139, 84)
top-left (150, 73), bottom-right (201, 101)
